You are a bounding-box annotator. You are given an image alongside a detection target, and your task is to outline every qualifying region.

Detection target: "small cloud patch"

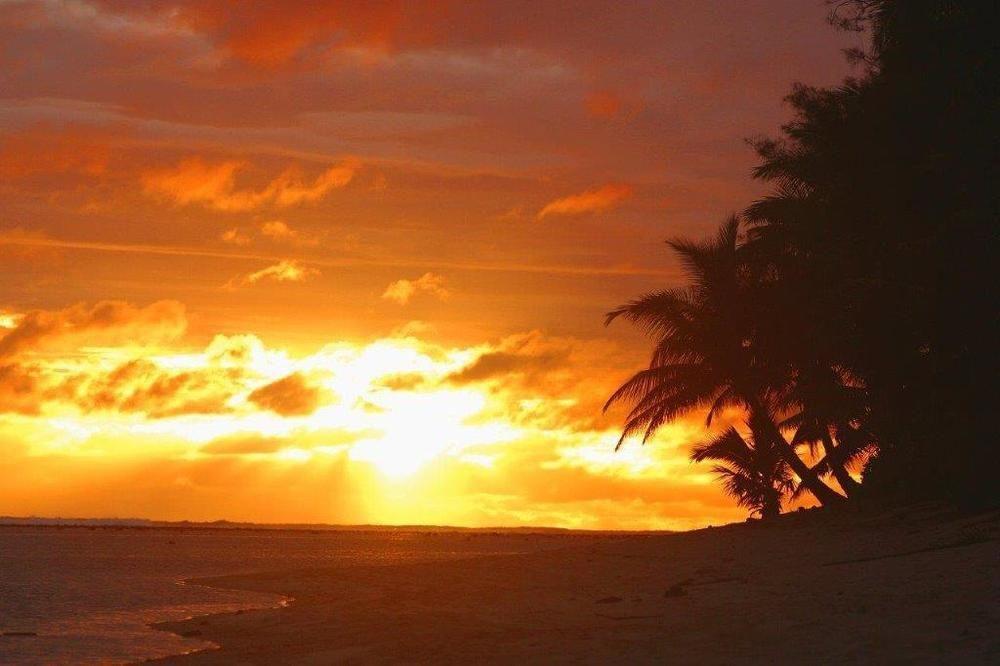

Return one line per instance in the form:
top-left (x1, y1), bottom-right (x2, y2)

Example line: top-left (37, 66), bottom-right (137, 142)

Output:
top-left (382, 272), bottom-right (450, 305)
top-left (538, 184), bottom-right (633, 220)
top-left (247, 372), bottom-right (326, 416)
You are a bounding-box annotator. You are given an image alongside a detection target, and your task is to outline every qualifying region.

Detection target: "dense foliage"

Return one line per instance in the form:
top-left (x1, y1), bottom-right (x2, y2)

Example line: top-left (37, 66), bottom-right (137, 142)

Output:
top-left (608, 0), bottom-right (998, 516)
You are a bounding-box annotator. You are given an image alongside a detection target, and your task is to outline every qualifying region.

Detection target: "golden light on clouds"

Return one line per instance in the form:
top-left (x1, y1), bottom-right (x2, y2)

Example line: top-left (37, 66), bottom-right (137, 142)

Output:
top-left (0, 299), bottom-right (742, 529)
top-left (537, 184), bottom-right (634, 220)
top-left (382, 273), bottom-right (451, 305)
top-left (228, 260), bottom-right (320, 288)
top-left (260, 220), bottom-right (317, 246)
top-left (221, 228), bottom-right (252, 246)
top-left (142, 158), bottom-right (358, 211)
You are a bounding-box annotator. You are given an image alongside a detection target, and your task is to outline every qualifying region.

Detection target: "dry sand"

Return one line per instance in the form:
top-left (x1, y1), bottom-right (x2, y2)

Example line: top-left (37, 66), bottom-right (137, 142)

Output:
top-left (154, 506), bottom-right (999, 664)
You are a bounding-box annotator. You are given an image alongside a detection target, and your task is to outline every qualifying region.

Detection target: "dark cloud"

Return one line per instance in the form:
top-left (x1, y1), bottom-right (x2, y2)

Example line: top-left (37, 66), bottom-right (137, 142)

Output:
top-left (0, 300), bottom-right (186, 359)
top-left (73, 359), bottom-right (237, 418)
top-left (447, 331), bottom-right (572, 385)
top-left (247, 372), bottom-right (326, 416)
top-left (0, 363), bottom-right (44, 415)
top-left (375, 372), bottom-right (430, 391)
top-left (0, 356), bottom-right (240, 419)
top-left (448, 332), bottom-right (644, 433)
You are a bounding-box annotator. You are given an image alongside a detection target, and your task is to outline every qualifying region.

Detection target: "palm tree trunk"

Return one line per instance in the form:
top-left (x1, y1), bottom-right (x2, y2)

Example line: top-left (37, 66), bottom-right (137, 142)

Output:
top-left (761, 489), bottom-right (781, 520)
top-left (820, 430), bottom-right (861, 497)
top-left (745, 397), bottom-right (845, 506)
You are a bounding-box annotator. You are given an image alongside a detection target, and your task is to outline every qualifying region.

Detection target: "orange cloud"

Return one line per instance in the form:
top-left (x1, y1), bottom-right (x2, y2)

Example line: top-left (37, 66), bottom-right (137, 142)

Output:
top-left (375, 372), bottom-right (429, 391)
top-left (0, 363), bottom-right (45, 415)
top-left (447, 330), bottom-right (571, 385)
top-left (95, 0), bottom-right (434, 66)
top-left (142, 158), bottom-right (357, 211)
top-left (141, 158), bottom-right (243, 208)
top-left (204, 334), bottom-right (267, 367)
top-left (442, 331), bottom-right (639, 435)
top-left (0, 300), bottom-right (186, 359)
top-left (382, 272), bottom-right (450, 305)
top-left (261, 220), bottom-right (294, 239)
top-left (268, 162), bottom-right (357, 206)
top-left (0, 350), bottom-right (244, 420)
top-left (537, 184), bottom-right (634, 219)
top-left (0, 312), bottom-right (19, 331)
top-left (67, 359), bottom-right (238, 418)
top-left (228, 260), bottom-right (320, 288)
top-left (260, 220), bottom-right (319, 246)
top-left (247, 372), bottom-right (325, 416)
top-left (220, 228), bottom-right (251, 246)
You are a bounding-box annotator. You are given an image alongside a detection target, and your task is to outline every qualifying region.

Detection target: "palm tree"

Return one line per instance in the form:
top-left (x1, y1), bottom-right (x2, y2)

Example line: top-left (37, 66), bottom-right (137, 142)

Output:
top-left (776, 361), bottom-right (868, 496)
top-left (801, 419), bottom-right (879, 495)
top-left (690, 421), bottom-right (794, 519)
top-left (605, 217), bottom-right (845, 505)
top-left (786, 420), bottom-right (860, 497)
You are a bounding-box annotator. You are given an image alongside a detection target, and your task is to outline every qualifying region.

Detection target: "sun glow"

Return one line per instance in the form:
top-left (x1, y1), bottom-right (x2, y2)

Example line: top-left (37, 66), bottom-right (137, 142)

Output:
top-left (4, 329), bottom-right (522, 476)
top-left (349, 389), bottom-right (480, 476)
top-left (0, 303), bottom-right (738, 529)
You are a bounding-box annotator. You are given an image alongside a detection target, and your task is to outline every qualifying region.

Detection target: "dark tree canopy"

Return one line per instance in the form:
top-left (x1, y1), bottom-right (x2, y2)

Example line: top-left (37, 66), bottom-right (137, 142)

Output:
top-left (609, 0), bottom-right (999, 515)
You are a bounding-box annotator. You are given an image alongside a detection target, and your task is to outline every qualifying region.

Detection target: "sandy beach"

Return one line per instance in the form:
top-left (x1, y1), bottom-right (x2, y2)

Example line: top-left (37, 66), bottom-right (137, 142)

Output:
top-left (154, 506), bottom-right (999, 664)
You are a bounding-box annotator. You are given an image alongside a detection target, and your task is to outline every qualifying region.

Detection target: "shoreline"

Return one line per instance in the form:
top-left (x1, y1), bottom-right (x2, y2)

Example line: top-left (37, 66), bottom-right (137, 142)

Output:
top-left (143, 582), bottom-right (294, 664)
top-left (148, 506), bottom-right (999, 664)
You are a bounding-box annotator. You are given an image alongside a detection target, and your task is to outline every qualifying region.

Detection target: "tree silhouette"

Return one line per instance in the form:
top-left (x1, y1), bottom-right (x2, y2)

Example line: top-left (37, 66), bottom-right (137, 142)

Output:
top-left (777, 362), bottom-right (869, 497)
top-left (607, 0), bottom-right (997, 514)
top-left (605, 217), bottom-right (844, 506)
top-left (690, 418), bottom-right (794, 520)
top-left (745, 0), bottom-right (998, 505)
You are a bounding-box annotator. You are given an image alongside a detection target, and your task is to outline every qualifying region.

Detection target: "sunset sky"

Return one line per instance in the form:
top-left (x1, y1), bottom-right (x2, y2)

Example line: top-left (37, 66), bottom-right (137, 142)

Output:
top-left (0, 1), bottom-right (858, 530)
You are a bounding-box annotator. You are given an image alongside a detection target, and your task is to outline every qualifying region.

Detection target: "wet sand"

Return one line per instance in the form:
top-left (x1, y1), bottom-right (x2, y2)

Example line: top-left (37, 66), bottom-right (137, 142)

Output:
top-left (154, 506), bottom-right (1000, 664)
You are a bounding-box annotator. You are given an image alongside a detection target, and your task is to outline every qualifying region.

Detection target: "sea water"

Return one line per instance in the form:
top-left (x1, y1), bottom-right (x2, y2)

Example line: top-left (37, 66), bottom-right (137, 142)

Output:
top-left (0, 525), bottom-right (557, 664)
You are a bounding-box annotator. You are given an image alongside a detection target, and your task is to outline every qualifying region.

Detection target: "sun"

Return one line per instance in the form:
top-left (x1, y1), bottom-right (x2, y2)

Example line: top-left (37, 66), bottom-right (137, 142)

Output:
top-left (347, 389), bottom-right (492, 478)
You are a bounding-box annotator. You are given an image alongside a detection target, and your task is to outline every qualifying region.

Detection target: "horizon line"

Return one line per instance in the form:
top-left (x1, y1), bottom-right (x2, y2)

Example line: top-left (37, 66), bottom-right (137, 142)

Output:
top-left (0, 514), bottom-right (676, 534)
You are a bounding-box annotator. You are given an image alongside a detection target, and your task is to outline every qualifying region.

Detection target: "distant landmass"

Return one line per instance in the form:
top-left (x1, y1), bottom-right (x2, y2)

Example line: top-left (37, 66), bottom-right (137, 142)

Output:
top-left (0, 516), bottom-right (665, 534)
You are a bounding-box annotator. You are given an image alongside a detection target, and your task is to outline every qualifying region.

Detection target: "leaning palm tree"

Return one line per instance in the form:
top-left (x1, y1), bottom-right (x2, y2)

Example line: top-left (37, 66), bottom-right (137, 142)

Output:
top-left (605, 216), bottom-right (844, 506)
top-left (786, 419), bottom-right (860, 497)
top-left (802, 419), bottom-right (879, 495)
top-left (690, 422), bottom-right (794, 519)
top-left (776, 361), bottom-right (868, 497)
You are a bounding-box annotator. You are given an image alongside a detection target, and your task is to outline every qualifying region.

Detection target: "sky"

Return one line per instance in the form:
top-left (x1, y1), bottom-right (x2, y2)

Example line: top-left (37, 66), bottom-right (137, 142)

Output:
top-left (0, 0), bottom-right (858, 530)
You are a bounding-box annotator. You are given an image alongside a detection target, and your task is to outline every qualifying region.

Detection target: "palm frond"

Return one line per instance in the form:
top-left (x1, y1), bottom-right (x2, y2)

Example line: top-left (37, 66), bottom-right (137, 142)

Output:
top-left (604, 288), bottom-right (694, 333)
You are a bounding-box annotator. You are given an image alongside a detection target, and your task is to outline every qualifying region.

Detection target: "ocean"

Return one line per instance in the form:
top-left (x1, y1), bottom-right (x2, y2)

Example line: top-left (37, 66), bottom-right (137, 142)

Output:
top-left (0, 524), bottom-right (563, 664)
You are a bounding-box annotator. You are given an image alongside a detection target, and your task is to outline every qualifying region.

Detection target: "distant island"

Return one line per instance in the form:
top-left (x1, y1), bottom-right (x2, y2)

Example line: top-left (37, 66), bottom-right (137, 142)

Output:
top-left (0, 516), bottom-right (655, 534)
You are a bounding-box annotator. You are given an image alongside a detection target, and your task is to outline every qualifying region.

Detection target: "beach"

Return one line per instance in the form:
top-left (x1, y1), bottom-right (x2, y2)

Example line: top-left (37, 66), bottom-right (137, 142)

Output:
top-left (155, 506), bottom-right (999, 664)
top-left (0, 526), bottom-right (580, 664)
